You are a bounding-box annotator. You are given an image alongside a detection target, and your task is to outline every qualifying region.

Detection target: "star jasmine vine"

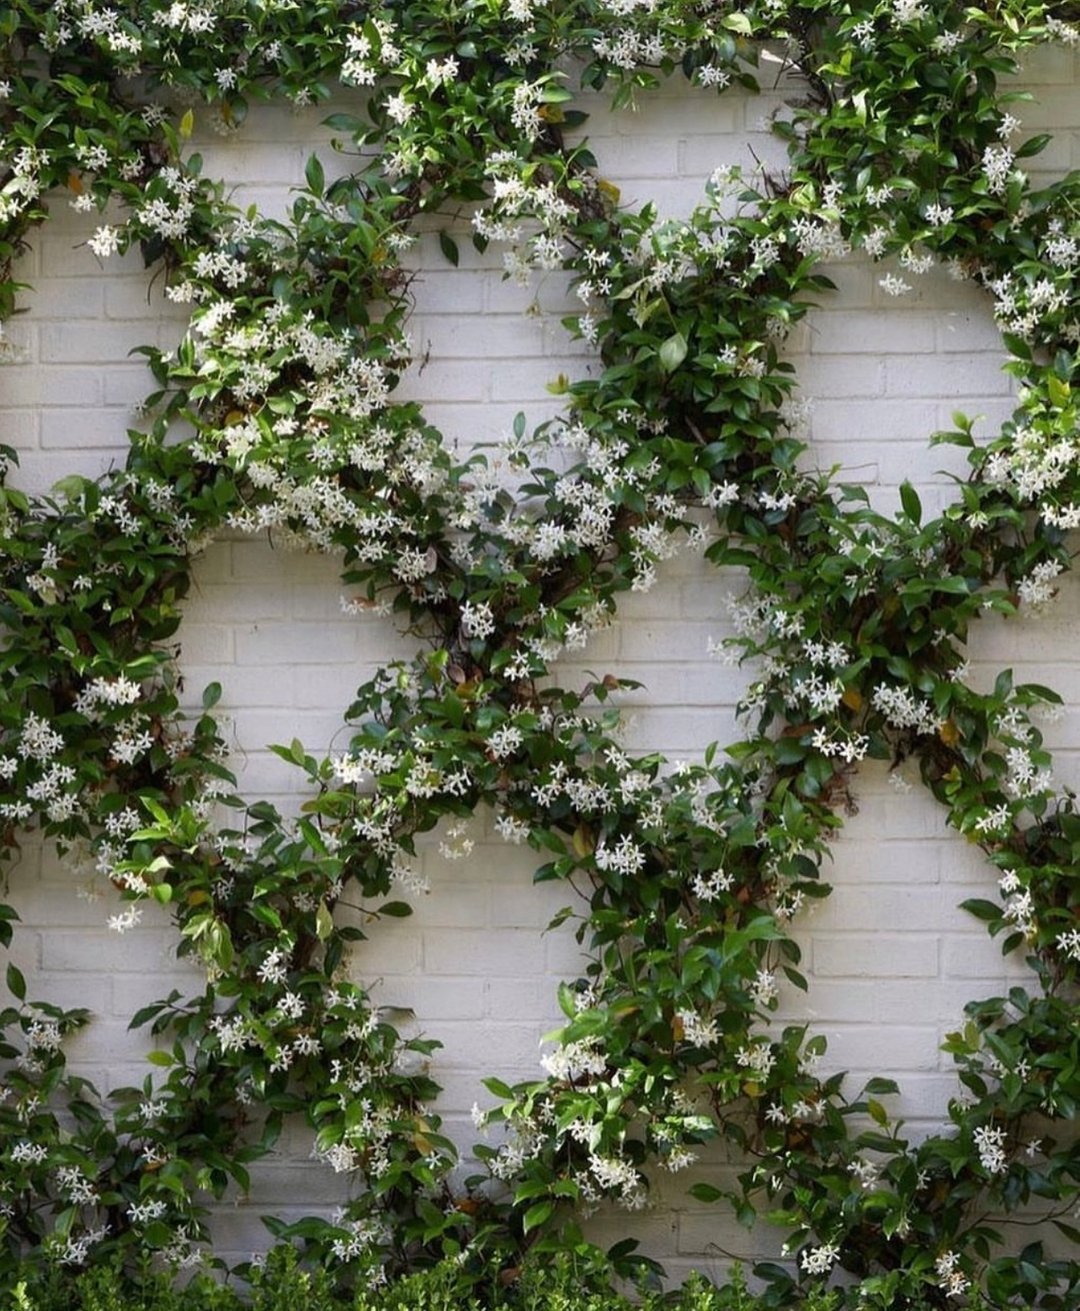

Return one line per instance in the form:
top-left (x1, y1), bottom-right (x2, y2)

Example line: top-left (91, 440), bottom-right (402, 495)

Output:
top-left (1, 1), bottom-right (1080, 1308)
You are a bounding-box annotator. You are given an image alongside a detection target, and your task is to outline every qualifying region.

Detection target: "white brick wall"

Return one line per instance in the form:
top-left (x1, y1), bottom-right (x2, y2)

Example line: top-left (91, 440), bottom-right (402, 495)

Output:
top-left (4, 46), bottom-right (1079, 1277)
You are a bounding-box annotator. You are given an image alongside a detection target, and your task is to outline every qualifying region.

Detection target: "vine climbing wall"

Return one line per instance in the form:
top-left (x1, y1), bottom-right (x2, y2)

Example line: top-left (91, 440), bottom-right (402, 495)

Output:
top-left (3, 5), bottom-right (1080, 1304)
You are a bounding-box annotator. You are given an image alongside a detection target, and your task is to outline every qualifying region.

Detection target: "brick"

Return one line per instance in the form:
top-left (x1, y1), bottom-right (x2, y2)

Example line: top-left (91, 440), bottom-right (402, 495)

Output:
top-left (941, 933), bottom-right (1031, 982)
top-left (814, 1023), bottom-right (942, 1071)
top-left (64, 1019), bottom-right (170, 1067)
top-left (423, 928), bottom-right (547, 977)
top-left (26, 278), bottom-right (105, 319)
top-left (33, 233), bottom-right (145, 280)
top-left (420, 313), bottom-right (549, 360)
top-left (485, 976), bottom-right (564, 1021)
top-left (344, 921), bottom-right (421, 975)
top-left (434, 1019), bottom-right (547, 1071)
top-left (809, 310), bottom-right (938, 355)
top-left (381, 975), bottom-right (486, 1020)
top-left (812, 934), bottom-right (939, 978)
top-left (490, 357), bottom-right (598, 402)
top-left (40, 407), bottom-right (131, 450)
top-left (813, 260), bottom-right (876, 306)
top-left (234, 624), bottom-right (370, 665)
top-left (798, 355), bottom-right (885, 398)
top-left (111, 971), bottom-right (202, 1017)
top-left (42, 927), bottom-right (178, 973)
top-left (174, 624), bottom-right (236, 664)
top-left (619, 620), bottom-right (720, 663)
top-left (39, 321), bottom-right (167, 364)
top-left (884, 353), bottom-right (1013, 398)
top-left (1016, 45), bottom-right (1077, 85)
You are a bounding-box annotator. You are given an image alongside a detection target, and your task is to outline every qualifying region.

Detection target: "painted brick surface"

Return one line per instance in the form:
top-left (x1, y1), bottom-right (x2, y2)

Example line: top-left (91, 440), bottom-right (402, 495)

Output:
top-left (3, 46), bottom-right (1078, 1278)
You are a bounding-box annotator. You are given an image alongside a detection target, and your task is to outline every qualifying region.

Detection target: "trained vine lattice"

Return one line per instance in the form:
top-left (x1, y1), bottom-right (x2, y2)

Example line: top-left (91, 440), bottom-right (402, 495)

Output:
top-left (0, 1), bottom-right (1079, 1307)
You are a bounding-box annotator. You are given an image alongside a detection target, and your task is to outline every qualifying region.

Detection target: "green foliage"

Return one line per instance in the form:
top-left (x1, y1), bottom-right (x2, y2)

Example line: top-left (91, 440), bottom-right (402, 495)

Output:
top-left (0, 0), bottom-right (1079, 1307)
top-left (0, 1253), bottom-right (886, 1311)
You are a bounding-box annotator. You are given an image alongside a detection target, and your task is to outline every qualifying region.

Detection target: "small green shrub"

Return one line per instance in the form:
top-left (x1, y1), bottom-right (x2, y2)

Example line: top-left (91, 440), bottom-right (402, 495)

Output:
top-left (0, 1255), bottom-right (820, 1311)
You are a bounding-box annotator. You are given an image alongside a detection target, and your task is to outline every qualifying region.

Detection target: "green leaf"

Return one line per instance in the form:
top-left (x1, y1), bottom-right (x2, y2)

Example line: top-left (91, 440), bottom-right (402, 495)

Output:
top-left (322, 112), bottom-right (363, 134)
top-left (659, 332), bottom-right (688, 373)
top-left (522, 1200), bottom-right (554, 1233)
top-left (899, 481), bottom-right (922, 524)
top-left (128, 999), bottom-right (170, 1030)
top-left (438, 231), bottom-right (459, 266)
top-left (1014, 132), bottom-right (1052, 159)
top-left (481, 1077), bottom-right (514, 1099)
top-left (376, 901), bottom-right (412, 917)
top-left (1053, 1220), bottom-right (1080, 1244)
top-left (146, 1049), bottom-right (174, 1068)
top-left (6, 962), bottom-right (25, 1000)
top-left (960, 898), bottom-right (1002, 923)
top-left (202, 681), bottom-right (222, 710)
top-left (305, 153), bottom-right (325, 196)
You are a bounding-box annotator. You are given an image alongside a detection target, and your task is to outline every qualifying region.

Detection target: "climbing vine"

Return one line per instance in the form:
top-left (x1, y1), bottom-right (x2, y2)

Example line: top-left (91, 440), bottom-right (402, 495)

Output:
top-left (1, 1), bottom-right (1080, 1307)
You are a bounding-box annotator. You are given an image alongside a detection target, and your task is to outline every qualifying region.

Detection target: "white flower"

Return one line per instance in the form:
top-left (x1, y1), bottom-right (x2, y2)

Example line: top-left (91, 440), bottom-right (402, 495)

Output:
top-left (486, 723), bottom-right (523, 760)
top-left (425, 55), bottom-right (459, 86)
top-left (108, 904), bottom-right (142, 934)
top-left (973, 1122), bottom-right (1008, 1174)
top-left (385, 92), bottom-right (414, 124)
top-left (494, 811), bottom-right (529, 844)
top-left (11, 1141), bottom-right (49, 1164)
top-left (460, 600), bottom-right (495, 639)
top-left (935, 1251), bottom-right (970, 1298)
top-left (677, 1008), bottom-right (719, 1047)
top-left (800, 1242), bottom-right (839, 1275)
top-left (749, 969), bottom-right (778, 1006)
top-left (879, 272), bottom-right (912, 296)
top-left (88, 224), bottom-right (121, 258)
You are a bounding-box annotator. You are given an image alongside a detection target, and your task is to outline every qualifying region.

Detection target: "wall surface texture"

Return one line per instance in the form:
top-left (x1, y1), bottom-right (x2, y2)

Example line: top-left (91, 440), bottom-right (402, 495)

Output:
top-left (3, 45), bottom-right (1080, 1280)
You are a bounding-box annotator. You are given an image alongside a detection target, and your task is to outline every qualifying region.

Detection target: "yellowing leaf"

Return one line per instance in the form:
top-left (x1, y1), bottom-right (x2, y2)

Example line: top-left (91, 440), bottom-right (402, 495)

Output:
top-left (597, 178), bottom-right (621, 205)
top-left (939, 718), bottom-right (961, 747)
top-left (841, 685), bottom-right (863, 711)
top-left (572, 824), bottom-right (594, 859)
top-left (179, 108), bottom-right (194, 139)
top-left (315, 899), bottom-right (334, 940)
top-left (1048, 374), bottom-right (1071, 408)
